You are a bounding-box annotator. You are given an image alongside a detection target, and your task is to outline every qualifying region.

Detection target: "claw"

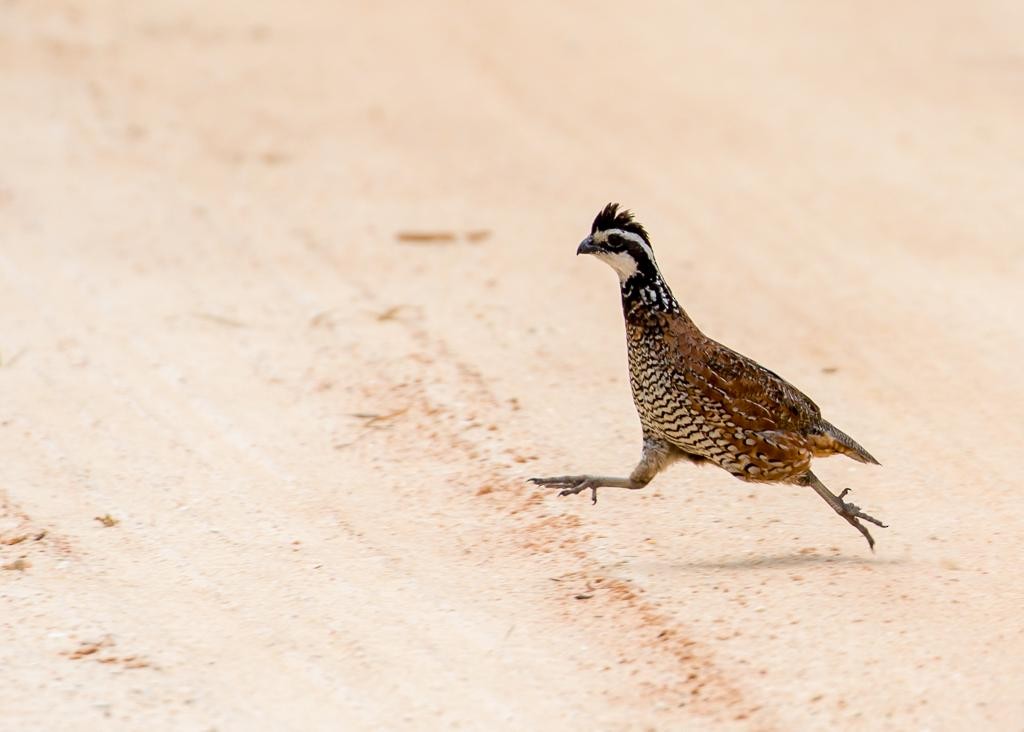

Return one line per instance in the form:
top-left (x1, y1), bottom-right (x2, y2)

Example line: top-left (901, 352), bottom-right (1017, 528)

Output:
top-left (530, 476), bottom-right (598, 504)
top-left (830, 488), bottom-right (888, 552)
top-left (837, 488), bottom-right (888, 528)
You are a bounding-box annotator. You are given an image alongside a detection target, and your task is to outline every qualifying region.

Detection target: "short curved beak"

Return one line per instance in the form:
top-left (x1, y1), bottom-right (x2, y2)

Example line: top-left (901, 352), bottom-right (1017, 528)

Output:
top-left (576, 236), bottom-right (599, 256)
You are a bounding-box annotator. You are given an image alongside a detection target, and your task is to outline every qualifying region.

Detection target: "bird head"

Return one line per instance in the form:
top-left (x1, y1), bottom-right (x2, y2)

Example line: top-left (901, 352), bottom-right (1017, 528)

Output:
top-left (577, 203), bottom-right (658, 282)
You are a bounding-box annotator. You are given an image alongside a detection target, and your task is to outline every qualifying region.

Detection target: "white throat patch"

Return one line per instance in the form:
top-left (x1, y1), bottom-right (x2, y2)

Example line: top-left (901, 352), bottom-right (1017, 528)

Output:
top-left (596, 250), bottom-right (639, 281)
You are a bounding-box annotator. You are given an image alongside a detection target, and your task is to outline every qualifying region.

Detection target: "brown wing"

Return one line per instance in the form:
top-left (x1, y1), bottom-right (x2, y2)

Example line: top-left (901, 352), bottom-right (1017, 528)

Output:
top-left (664, 317), bottom-right (876, 475)
top-left (701, 341), bottom-right (880, 466)
top-left (703, 340), bottom-right (821, 431)
top-left (665, 323), bottom-right (823, 480)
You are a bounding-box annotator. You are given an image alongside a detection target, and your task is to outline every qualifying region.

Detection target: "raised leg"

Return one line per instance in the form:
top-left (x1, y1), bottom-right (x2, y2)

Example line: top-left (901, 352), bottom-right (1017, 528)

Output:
top-left (529, 438), bottom-right (677, 504)
top-left (800, 471), bottom-right (887, 551)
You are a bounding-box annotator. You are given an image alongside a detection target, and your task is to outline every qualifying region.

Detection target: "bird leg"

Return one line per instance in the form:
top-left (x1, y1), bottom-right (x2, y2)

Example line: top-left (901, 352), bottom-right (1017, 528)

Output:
top-left (530, 438), bottom-right (676, 505)
top-left (528, 475), bottom-right (641, 504)
top-left (801, 471), bottom-right (887, 551)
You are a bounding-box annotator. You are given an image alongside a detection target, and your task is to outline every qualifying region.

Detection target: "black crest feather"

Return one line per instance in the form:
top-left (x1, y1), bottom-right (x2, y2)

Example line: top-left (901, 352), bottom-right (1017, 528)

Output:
top-left (591, 202), bottom-right (650, 245)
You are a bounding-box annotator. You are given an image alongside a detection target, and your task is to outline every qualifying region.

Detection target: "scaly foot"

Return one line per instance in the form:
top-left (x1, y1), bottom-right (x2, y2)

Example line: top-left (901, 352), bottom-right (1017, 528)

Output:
top-left (837, 488), bottom-right (887, 527)
top-left (836, 488), bottom-right (888, 550)
top-left (528, 476), bottom-right (601, 504)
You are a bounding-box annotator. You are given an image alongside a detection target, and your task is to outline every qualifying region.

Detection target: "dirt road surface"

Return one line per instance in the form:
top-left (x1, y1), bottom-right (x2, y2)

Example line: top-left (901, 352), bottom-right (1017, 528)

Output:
top-left (3, 1), bottom-right (1023, 729)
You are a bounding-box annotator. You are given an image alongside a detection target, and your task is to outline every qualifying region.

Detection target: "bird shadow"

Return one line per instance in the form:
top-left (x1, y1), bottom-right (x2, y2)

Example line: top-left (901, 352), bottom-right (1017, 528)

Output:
top-left (664, 552), bottom-right (907, 572)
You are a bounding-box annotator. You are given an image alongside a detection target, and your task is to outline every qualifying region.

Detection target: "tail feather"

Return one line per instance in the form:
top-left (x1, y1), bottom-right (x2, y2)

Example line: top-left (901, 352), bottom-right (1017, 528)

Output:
top-left (809, 422), bottom-right (880, 465)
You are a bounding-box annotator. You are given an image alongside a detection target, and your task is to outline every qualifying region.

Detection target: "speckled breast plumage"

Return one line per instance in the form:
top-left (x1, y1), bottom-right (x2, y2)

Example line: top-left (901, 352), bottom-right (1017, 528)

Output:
top-left (625, 319), bottom-right (811, 482)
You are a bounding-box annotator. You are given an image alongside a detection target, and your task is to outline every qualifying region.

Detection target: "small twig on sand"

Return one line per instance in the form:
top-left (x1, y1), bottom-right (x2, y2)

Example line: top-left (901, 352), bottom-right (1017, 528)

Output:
top-left (396, 231), bottom-right (457, 245)
top-left (348, 407), bottom-right (410, 428)
top-left (0, 348), bottom-right (27, 369)
top-left (193, 313), bottom-right (246, 328)
top-left (396, 230), bottom-right (492, 245)
top-left (465, 229), bottom-right (491, 243)
top-left (374, 304), bottom-right (418, 322)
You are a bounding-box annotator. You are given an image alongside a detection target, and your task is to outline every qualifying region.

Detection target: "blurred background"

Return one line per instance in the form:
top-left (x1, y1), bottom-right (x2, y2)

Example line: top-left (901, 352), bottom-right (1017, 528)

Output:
top-left (2, 1), bottom-right (1022, 729)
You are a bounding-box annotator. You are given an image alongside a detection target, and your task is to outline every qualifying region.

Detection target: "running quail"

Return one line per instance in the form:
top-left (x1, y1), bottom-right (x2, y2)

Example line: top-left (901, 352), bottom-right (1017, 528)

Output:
top-left (530, 203), bottom-right (887, 550)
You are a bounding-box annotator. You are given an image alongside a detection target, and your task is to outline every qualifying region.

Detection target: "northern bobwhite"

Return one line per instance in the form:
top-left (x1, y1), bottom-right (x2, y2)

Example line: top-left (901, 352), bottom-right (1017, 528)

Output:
top-left (530, 203), bottom-right (887, 549)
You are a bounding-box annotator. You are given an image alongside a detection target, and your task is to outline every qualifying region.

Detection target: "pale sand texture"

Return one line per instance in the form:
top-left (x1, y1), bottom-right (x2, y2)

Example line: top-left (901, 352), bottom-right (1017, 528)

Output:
top-left (2, 1), bottom-right (1023, 729)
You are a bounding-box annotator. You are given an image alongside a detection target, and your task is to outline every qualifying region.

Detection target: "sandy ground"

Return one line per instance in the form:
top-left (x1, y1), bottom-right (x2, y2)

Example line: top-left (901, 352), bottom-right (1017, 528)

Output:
top-left (2, 1), bottom-right (1023, 729)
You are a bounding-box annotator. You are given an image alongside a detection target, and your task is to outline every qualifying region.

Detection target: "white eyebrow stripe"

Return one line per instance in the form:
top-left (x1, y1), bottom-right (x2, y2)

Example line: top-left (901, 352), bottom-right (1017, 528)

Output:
top-left (604, 228), bottom-right (654, 261)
